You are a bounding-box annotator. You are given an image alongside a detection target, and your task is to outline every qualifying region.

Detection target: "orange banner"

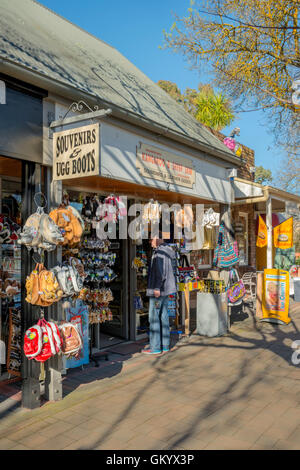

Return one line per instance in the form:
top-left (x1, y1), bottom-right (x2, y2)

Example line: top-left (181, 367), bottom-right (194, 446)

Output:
top-left (274, 217), bottom-right (293, 249)
top-left (256, 215), bottom-right (267, 247)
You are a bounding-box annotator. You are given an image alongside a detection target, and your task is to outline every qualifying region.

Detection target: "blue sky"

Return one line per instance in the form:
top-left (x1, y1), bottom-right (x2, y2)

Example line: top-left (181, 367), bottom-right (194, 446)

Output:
top-left (39, 0), bottom-right (283, 174)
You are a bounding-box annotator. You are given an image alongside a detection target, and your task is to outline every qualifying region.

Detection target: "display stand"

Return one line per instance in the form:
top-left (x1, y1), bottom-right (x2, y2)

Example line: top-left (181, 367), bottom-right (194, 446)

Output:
top-left (89, 324), bottom-right (109, 366)
top-left (196, 291), bottom-right (228, 337)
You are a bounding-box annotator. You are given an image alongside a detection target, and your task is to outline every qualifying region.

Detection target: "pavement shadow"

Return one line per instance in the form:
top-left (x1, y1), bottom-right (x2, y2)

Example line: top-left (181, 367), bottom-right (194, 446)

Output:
top-left (0, 380), bottom-right (22, 420)
top-left (61, 339), bottom-right (149, 399)
top-left (61, 333), bottom-right (182, 399)
top-left (75, 300), bottom-right (300, 450)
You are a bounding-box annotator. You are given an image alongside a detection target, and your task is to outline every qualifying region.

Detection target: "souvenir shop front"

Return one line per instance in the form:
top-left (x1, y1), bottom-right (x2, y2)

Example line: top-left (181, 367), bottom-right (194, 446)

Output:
top-left (0, 98), bottom-right (238, 407)
top-left (48, 115), bottom-right (236, 352)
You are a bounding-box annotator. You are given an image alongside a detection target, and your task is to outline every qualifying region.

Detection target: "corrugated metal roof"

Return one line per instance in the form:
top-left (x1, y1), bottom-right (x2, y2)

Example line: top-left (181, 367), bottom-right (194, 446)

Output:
top-left (0, 0), bottom-right (237, 160)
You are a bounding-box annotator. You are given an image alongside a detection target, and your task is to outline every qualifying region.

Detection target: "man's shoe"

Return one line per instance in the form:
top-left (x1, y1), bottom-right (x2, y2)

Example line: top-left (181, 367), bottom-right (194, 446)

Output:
top-left (162, 348), bottom-right (170, 353)
top-left (142, 348), bottom-right (162, 355)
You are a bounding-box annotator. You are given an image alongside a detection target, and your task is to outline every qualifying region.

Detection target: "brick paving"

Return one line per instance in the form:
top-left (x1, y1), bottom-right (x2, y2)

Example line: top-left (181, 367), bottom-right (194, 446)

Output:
top-left (0, 299), bottom-right (299, 450)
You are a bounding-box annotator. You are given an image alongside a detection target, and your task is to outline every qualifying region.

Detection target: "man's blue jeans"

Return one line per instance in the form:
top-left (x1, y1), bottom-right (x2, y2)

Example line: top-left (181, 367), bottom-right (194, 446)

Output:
top-left (148, 296), bottom-right (170, 352)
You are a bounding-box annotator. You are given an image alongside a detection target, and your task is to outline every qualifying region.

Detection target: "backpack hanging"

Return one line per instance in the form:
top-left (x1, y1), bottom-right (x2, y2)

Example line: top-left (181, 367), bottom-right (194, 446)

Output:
top-left (24, 323), bottom-right (43, 359)
top-left (49, 207), bottom-right (83, 246)
top-left (51, 260), bottom-right (83, 298)
top-left (59, 322), bottom-right (82, 358)
top-left (23, 319), bottom-right (62, 362)
top-left (25, 264), bottom-right (63, 306)
top-left (18, 206), bottom-right (64, 252)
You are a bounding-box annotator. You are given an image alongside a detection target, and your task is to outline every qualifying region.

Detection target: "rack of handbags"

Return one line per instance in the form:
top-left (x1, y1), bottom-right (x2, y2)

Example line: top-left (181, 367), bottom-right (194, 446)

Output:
top-left (25, 258), bottom-right (86, 306)
top-left (18, 199), bottom-right (84, 252)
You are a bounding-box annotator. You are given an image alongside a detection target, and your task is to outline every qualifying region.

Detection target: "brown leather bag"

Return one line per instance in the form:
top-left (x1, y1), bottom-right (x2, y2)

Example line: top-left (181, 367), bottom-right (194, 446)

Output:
top-left (25, 264), bottom-right (63, 307)
top-left (59, 323), bottom-right (82, 357)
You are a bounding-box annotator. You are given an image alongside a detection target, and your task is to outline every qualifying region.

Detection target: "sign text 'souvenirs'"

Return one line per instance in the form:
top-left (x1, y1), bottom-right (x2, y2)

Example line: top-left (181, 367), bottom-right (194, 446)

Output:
top-left (53, 123), bottom-right (99, 181)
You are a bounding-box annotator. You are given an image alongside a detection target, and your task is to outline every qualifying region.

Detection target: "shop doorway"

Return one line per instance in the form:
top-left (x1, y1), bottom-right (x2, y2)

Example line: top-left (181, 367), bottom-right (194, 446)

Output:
top-left (0, 157), bottom-right (22, 385)
top-left (61, 190), bottom-right (130, 353)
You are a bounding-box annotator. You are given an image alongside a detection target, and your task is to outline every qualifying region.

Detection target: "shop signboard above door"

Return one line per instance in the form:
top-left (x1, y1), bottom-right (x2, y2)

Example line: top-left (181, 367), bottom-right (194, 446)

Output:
top-left (136, 143), bottom-right (195, 189)
top-left (53, 123), bottom-right (99, 180)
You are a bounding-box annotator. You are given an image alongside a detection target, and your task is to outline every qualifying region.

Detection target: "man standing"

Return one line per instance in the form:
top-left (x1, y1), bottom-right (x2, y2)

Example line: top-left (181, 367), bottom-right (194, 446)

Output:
top-left (142, 233), bottom-right (176, 355)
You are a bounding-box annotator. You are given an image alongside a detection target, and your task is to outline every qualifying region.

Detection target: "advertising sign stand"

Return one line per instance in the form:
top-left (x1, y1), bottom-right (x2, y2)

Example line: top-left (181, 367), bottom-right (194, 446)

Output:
top-left (261, 269), bottom-right (290, 325)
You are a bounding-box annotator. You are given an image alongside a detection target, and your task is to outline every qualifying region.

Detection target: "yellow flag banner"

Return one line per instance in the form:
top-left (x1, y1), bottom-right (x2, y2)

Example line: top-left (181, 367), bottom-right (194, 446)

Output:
top-left (273, 217), bottom-right (293, 249)
top-left (262, 269), bottom-right (290, 324)
top-left (256, 215), bottom-right (268, 247)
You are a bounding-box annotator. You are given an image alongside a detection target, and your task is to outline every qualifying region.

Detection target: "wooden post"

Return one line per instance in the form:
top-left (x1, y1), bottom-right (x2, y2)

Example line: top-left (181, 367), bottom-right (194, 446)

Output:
top-left (21, 162), bottom-right (42, 409)
top-left (44, 172), bottom-right (63, 402)
top-left (256, 271), bottom-right (263, 318)
top-left (184, 288), bottom-right (190, 335)
top-left (266, 197), bottom-right (273, 269)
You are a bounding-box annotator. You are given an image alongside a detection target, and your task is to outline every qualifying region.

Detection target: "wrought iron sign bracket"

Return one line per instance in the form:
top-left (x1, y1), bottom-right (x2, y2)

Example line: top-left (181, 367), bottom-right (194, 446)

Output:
top-left (48, 100), bottom-right (112, 138)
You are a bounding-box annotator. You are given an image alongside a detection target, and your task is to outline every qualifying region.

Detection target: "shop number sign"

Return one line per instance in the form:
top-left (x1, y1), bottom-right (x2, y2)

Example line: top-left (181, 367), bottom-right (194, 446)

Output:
top-left (137, 143), bottom-right (195, 188)
top-left (53, 123), bottom-right (99, 180)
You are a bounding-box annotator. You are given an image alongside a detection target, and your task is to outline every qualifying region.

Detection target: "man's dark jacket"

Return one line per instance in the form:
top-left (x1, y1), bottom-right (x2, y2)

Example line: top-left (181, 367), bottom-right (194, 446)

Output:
top-left (147, 243), bottom-right (176, 297)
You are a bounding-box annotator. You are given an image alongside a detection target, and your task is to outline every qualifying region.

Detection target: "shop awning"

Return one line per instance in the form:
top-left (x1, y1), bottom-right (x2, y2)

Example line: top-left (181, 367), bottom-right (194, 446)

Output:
top-left (232, 177), bottom-right (300, 210)
top-left (62, 174), bottom-right (219, 207)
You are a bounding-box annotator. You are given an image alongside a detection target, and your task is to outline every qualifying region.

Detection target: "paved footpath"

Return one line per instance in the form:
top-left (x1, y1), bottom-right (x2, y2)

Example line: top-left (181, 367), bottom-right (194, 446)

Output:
top-left (0, 300), bottom-right (299, 450)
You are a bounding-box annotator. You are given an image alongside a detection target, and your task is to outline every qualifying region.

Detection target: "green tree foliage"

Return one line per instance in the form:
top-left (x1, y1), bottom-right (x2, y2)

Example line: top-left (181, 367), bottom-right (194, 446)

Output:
top-left (195, 88), bottom-right (235, 130)
top-left (158, 80), bottom-right (234, 130)
top-left (255, 165), bottom-right (273, 185)
top-left (163, 0), bottom-right (300, 152)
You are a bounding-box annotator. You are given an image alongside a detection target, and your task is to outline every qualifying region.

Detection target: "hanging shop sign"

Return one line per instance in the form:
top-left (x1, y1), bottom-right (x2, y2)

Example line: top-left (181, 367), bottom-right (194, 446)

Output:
top-left (262, 269), bottom-right (290, 324)
top-left (273, 217), bottom-right (293, 249)
top-left (53, 123), bottom-right (99, 181)
top-left (136, 143), bottom-right (195, 188)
